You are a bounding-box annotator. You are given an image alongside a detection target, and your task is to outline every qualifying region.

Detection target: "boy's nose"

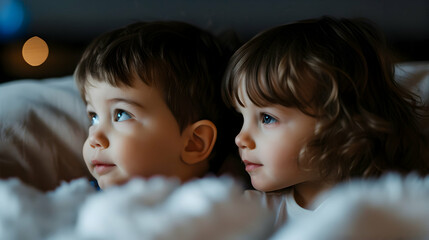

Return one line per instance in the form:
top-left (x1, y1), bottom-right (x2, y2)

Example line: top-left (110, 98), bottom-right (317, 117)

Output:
top-left (235, 129), bottom-right (255, 150)
top-left (88, 129), bottom-right (109, 149)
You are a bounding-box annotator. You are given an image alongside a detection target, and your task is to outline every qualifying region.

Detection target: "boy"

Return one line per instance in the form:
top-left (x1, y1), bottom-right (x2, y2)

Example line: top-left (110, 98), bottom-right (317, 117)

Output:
top-left (75, 21), bottom-right (233, 189)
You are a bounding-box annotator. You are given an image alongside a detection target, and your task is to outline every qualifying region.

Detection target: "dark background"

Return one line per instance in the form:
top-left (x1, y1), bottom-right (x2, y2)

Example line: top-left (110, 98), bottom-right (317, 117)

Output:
top-left (1, 0), bottom-right (428, 83)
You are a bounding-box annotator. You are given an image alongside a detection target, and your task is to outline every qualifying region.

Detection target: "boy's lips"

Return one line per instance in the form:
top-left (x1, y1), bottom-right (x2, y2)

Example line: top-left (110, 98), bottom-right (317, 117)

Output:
top-left (91, 160), bottom-right (116, 175)
top-left (242, 160), bottom-right (263, 172)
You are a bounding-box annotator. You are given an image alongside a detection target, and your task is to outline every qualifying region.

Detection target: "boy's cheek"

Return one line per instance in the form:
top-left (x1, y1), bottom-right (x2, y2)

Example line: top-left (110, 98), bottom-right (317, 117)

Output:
top-left (82, 140), bottom-right (103, 171)
top-left (82, 141), bottom-right (92, 165)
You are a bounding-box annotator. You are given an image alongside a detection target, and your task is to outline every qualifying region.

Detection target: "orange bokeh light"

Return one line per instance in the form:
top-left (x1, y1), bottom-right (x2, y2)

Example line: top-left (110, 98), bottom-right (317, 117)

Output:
top-left (22, 36), bottom-right (49, 66)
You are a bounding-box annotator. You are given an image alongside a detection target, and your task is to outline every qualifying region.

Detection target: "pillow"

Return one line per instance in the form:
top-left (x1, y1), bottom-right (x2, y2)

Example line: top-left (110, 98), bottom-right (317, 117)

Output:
top-left (0, 76), bottom-right (91, 191)
top-left (395, 61), bottom-right (429, 105)
top-left (395, 61), bottom-right (429, 136)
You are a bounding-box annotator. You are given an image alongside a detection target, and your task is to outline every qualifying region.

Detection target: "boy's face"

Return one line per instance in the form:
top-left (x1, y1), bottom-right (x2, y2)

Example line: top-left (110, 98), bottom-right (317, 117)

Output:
top-left (83, 78), bottom-right (190, 189)
top-left (234, 87), bottom-right (318, 193)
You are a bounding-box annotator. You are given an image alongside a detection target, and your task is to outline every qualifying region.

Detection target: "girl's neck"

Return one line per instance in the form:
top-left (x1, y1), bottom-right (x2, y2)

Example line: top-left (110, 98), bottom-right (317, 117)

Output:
top-left (293, 181), bottom-right (332, 209)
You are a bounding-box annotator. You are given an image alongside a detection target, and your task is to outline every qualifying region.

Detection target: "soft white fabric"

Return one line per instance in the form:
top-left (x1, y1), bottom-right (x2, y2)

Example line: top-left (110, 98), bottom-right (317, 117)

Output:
top-left (270, 173), bottom-right (429, 240)
top-left (0, 176), bottom-right (274, 240)
top-left (395, 61), bottom-right (429, 135)
top-left (0, 76), bottom-right (91, 191)
top-left (1, 173), bottom-right (429, 239)
top-left (395, 61), bottom-right (429, 104)
top-left (244, 189), bottom-right (316, 230)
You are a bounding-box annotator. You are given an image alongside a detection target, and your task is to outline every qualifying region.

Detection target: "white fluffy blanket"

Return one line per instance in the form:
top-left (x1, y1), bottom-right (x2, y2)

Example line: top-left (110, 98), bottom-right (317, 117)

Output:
top-left (0, 176), bottom-right (274, 240)
top-left (272, 173), bottom-right (429, 240)
top-left (1, 173), bottom-right (429, 240)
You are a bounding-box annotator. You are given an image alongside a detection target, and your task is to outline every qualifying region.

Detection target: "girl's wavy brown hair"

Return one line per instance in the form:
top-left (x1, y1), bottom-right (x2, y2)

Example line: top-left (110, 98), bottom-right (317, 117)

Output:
top-left (223, 16), bottom-right (429, 181)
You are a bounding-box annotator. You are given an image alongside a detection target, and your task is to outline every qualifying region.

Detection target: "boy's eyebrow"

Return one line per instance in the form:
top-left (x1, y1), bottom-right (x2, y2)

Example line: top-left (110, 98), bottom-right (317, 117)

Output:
top-left (109, 98), bottom-right (145, 109)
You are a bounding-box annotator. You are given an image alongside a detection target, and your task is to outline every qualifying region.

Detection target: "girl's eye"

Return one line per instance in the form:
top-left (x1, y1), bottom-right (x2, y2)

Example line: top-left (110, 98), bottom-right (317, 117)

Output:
top-left (261, 113), bottom-right (277, 124)
top-left (114, 110), bottom-right (132, 122)
top-left (89, 112), bottom-right (99, 126)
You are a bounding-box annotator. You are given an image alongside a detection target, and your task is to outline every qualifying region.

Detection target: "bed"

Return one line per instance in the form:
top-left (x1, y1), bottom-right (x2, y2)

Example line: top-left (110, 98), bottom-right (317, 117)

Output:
top-left (0, 61), bottom-right (428, 239)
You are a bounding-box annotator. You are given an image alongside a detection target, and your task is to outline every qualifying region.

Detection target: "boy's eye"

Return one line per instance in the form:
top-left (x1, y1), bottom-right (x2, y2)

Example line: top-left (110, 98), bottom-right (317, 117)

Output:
top-left (114, 110), bottom-right (132, 122)
top-left (261, 113), bottom-right (277, 124)
top-left (89, 112), bottom-right (99, 126)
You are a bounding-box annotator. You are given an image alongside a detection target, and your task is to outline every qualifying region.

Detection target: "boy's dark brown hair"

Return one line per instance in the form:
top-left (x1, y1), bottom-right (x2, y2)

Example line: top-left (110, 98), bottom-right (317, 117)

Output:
top-left (223, 16), bottom-right (428, 181)
top-left (75, 21), bottom-right (233, 173)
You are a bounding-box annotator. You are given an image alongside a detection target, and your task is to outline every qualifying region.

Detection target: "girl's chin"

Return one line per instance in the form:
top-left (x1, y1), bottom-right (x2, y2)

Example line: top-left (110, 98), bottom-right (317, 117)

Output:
top-left (250, 179), bottom-right (282, 192)
top-left (97, 176), bottom-right (129, 189)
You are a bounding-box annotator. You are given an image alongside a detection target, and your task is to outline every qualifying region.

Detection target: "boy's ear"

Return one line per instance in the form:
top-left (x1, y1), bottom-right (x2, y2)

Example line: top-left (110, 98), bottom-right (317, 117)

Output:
top-left (181, 120), bottom-right (217, 165)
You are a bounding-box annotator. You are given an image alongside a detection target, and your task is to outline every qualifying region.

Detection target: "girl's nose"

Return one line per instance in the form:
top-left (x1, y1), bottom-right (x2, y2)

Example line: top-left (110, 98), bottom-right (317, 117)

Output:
top-left (88, 128), bottom-right (109, 149)
top-left (235, 128), bottom-right (255, 150)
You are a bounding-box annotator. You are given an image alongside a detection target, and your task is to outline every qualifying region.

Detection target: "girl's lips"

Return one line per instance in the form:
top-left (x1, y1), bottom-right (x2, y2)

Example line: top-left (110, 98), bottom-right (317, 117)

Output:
top-left (242, 160), bottom-right (263, 172)
top-left (91, 160), bottom-right (116, 175)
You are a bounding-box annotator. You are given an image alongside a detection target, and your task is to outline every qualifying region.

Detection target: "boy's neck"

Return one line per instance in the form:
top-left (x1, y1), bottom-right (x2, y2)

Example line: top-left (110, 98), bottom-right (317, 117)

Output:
top-left (293, 181), bottom-right (332, 210)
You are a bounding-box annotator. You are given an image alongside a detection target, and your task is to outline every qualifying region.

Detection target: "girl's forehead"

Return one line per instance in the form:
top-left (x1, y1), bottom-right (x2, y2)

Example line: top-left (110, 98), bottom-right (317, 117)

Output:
top-left (233, 79), bottom-right (249, 108)
top-left (233, 75), bottom-right (273, 109)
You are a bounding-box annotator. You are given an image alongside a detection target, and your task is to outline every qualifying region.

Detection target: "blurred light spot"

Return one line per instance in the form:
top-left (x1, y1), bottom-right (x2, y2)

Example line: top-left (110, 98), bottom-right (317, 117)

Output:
top-left (22, 36), bottom-right (49, 66)
top-left (0, 0), bottom-right (26, 40)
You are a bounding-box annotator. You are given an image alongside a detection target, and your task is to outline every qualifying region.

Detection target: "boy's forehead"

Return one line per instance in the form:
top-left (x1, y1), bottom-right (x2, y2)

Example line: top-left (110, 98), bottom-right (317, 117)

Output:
top-left (84, 77), bottom-right (162, 102)
top-left (83, 74), bottom-right (141, 93)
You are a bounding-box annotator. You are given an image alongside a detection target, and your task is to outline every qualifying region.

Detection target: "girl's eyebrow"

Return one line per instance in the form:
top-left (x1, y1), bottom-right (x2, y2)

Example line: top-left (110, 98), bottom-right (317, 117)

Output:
top-left (108, 98), bottom-right (145, 109)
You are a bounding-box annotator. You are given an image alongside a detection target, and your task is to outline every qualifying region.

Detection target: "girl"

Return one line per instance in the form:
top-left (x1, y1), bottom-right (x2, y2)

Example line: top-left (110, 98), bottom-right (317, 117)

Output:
top-left (222, 16), bottom-right (428, 226)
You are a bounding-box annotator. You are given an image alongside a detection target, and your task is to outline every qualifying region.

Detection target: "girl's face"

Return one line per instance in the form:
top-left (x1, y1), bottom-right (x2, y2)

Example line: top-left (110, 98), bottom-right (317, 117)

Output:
top-left (234, 87), bottom-right (318, 193)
